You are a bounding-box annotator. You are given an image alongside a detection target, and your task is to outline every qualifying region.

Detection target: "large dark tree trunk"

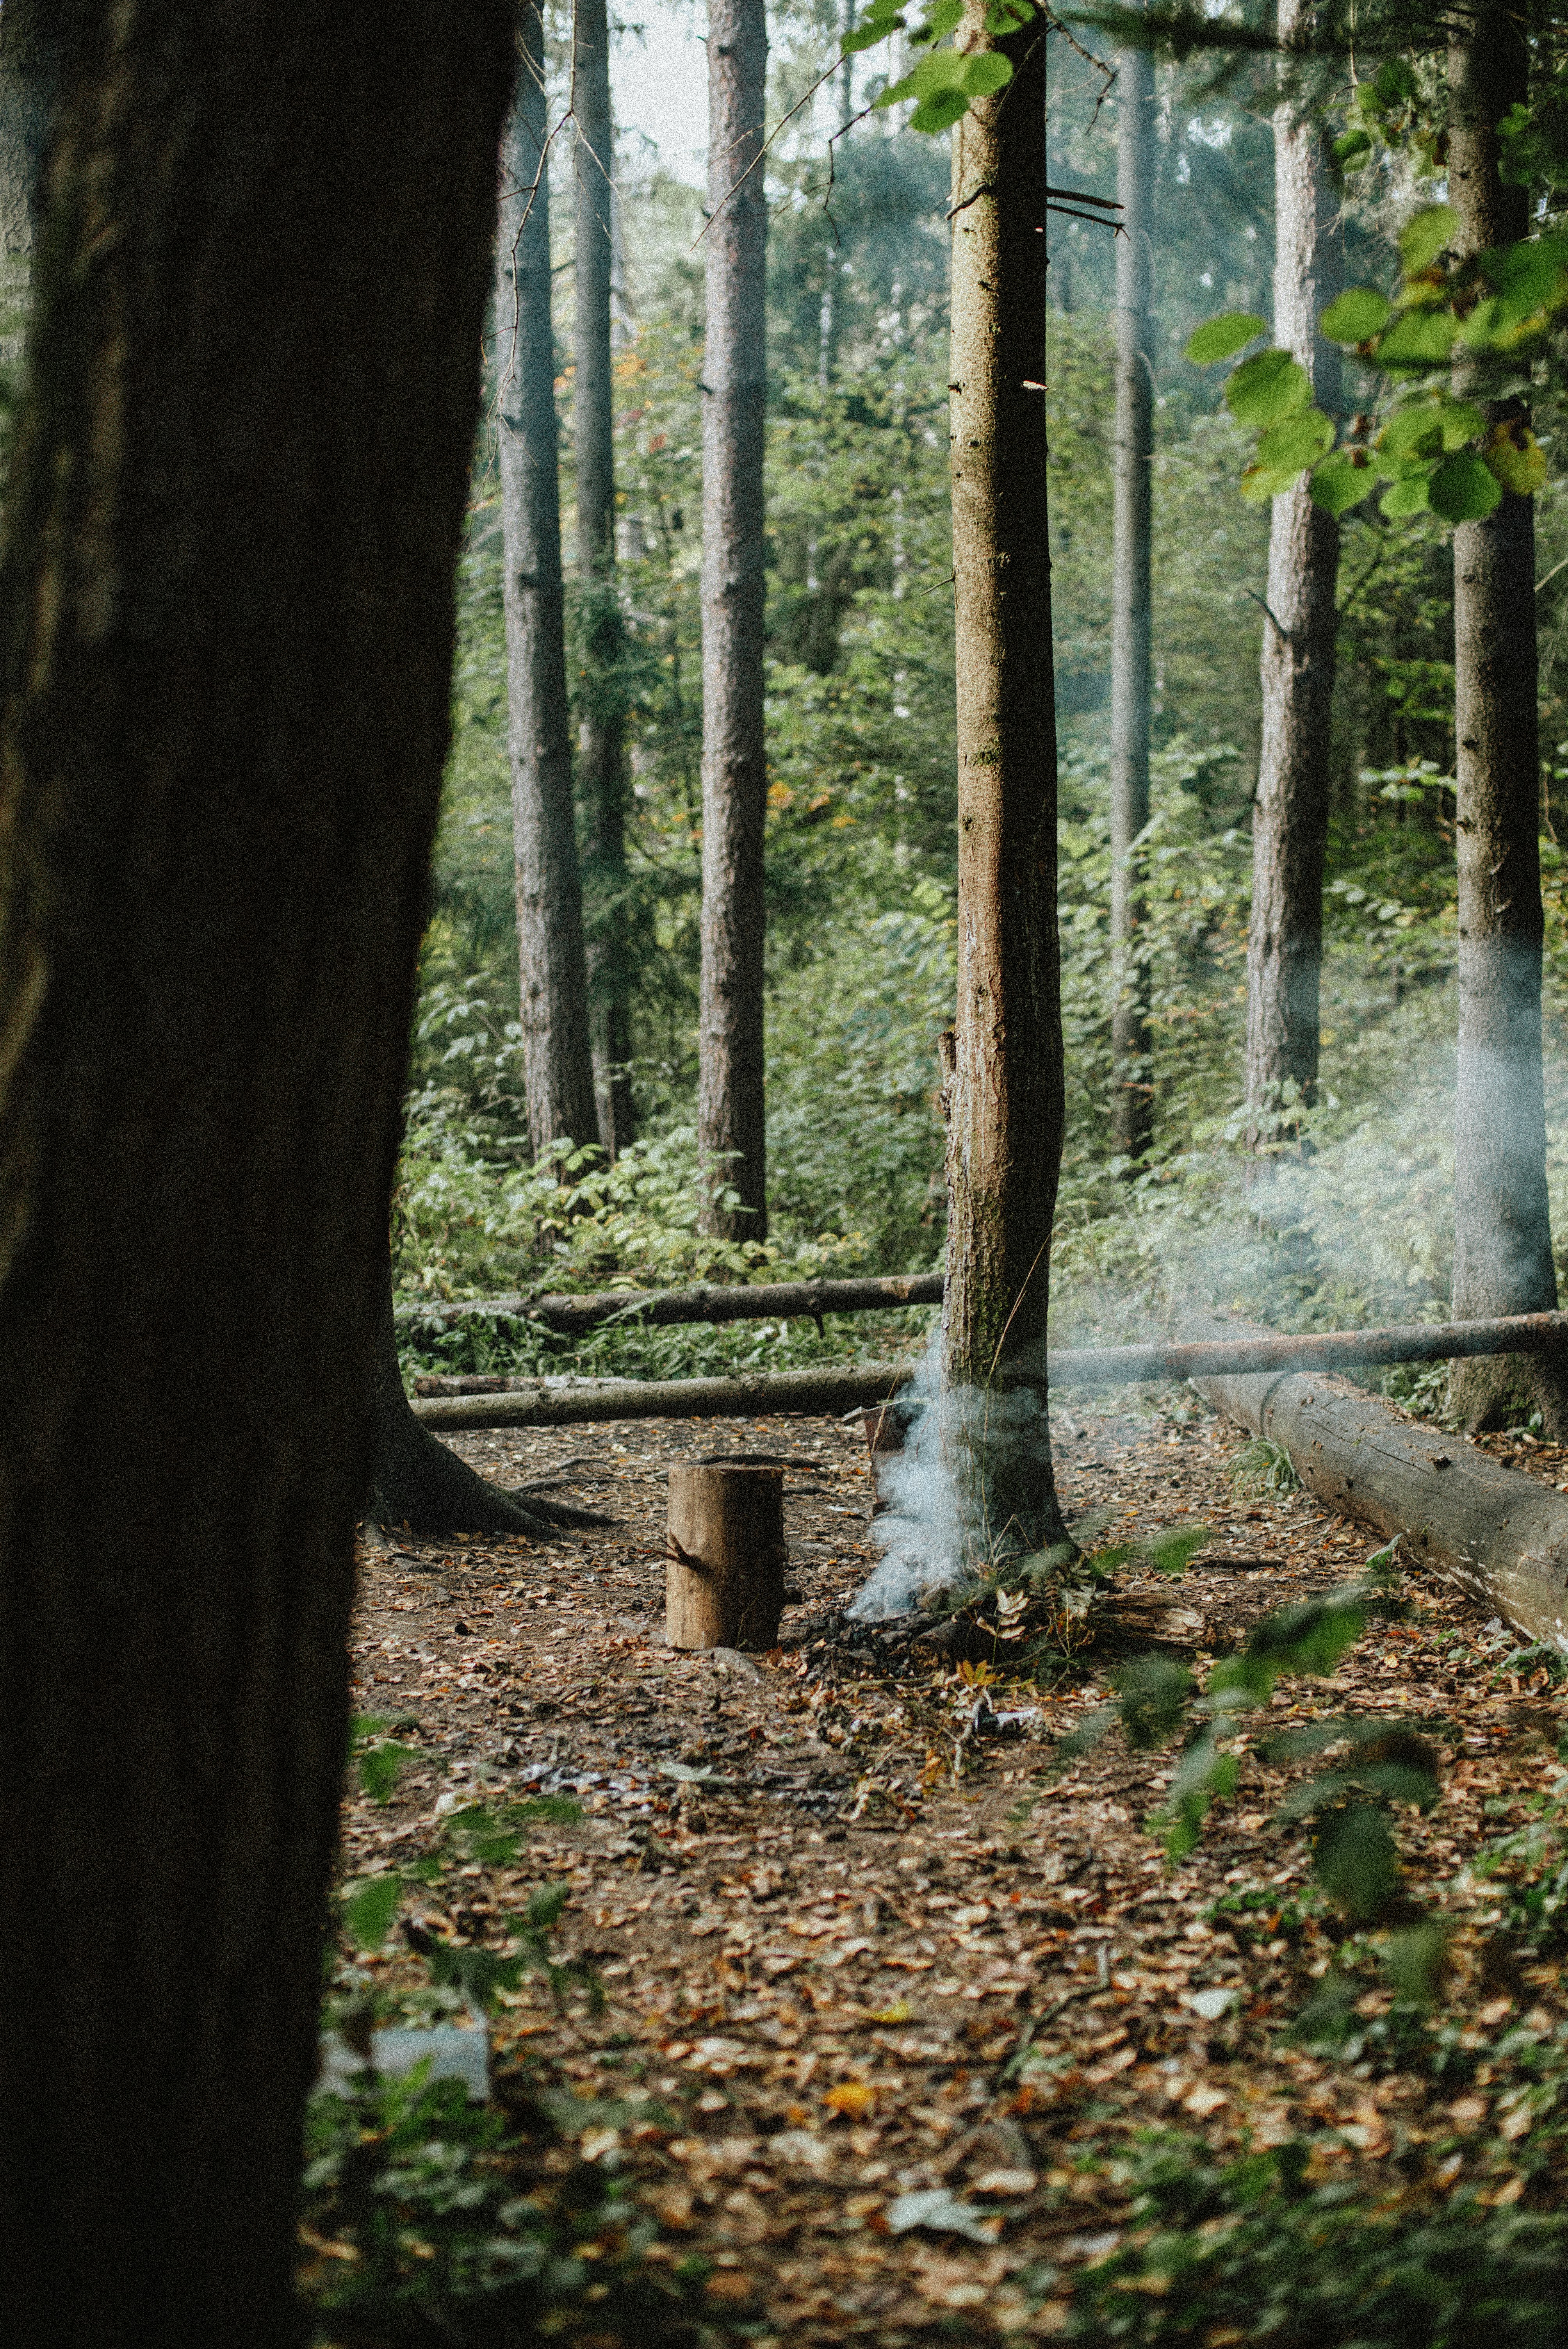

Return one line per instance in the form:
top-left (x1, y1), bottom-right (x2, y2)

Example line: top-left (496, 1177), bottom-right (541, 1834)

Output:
top-left (0, 6), bottom-right (515, 2340)
top-left (941, 4), bottom-right (1068, 1559)
top-left (573, 0), bottom-right (636, 1158)
top-left (0, 0), bottom-right (55, 365)
top-left (499, 6), bottom-right (600, 1162)
top-left (1245, 0), bottom-right (1340, 1163)
top-left (697, 0), bottom-right (769, 1240)
top-left (1446, 11), bottom-right (1568, 1437)
top-left (1109, 30), bottom-right (1154, 1165)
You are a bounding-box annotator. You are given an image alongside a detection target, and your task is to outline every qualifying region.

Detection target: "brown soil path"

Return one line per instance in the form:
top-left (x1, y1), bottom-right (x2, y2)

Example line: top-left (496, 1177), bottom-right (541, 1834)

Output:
top-left (334, 1400), bottom-right (1568, 2341)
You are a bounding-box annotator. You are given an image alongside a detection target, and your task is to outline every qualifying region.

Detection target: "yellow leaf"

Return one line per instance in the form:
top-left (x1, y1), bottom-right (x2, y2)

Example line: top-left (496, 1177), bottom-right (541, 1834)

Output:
top-left (866, 2000), bottom-right (914, 2024)
top-left (1483, 418), bottom-right (1547, 496)
top-left (825, 2079), bottom-right (876, 2117)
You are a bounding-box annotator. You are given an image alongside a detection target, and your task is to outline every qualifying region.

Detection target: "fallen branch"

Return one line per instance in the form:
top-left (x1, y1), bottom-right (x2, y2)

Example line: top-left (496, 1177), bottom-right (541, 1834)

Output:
top-left (395, 1271), bottom-right (944, 1336)
top-left (412, 1363), bottom-right (910, 1430)
top-left (1185, 1313), bottom-right (1568, 1654)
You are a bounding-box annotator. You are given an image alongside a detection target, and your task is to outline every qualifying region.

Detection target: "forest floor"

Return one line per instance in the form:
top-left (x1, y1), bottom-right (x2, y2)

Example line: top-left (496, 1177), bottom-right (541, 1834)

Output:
top-left (315, 1397), bottom-right (1568, 2345)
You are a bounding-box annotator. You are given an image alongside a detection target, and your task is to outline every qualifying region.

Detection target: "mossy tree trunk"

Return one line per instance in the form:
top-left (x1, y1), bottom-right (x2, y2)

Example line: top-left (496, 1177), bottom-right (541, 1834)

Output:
top-left (1445, 11), bottom-right (1568, 1437)
top-left (941, 5), bottom-right (1068, 1560)
top-left (499, 4), bottom-right (600, 1162)
top-left (0, 5), bottom-right (515, 2338)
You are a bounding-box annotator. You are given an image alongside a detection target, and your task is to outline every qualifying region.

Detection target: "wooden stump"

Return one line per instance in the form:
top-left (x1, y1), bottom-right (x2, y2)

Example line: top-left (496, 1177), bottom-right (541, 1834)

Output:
top-left (666, 1462), bottom-right (786, 1650)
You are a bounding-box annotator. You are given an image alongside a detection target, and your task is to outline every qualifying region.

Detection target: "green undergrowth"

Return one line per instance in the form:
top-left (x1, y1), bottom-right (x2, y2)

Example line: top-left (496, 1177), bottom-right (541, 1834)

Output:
top-left (1065, 2131), bottom-right (1568, 2347)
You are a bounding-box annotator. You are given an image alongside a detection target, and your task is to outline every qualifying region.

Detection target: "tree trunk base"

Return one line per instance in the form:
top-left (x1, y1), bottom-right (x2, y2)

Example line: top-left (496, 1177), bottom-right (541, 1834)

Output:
top-left (1446, 1350), bottom-right (1568, 1444)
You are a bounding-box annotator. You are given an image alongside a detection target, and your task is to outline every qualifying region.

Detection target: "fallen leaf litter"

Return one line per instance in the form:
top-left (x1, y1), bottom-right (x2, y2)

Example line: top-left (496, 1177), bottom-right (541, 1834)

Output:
top-left (330, 1400), bottom-right (1568, 2340)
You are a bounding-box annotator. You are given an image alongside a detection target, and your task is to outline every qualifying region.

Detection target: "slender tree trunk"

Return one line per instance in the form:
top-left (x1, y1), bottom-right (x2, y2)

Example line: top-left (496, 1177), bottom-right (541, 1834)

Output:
top-left (697, 0), bottom-right (769, 1239)
top-left (1446, 12), bottom-right (1568, 1436)
top-left (1245, 0), bottom-right (1341, 1162)
top-left (0, 0), bottom-right (55, 365)
top-left (574, 0), bottom-right (636, 1156)
top-left (1109, 34), bottom-right (1154, 1165)
top-left (941, 5), bottom-right (1068, 1559)
top-left (499, 9), bottom-right (600, 1162)
top-left (0, 7), bottom-right (515, 2340)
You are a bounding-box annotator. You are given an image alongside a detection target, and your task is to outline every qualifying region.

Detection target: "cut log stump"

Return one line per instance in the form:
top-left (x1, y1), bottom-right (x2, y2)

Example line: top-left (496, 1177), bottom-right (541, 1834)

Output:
top-left (666, 1462), bottom-right (786, 1651)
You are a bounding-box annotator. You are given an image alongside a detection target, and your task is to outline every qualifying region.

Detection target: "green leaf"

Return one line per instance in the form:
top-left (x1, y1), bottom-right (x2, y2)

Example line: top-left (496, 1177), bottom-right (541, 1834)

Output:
top-left (359, 1740), bottom-right (420, 1805)
top-left (909, 90), bottom-right (972, 131)
top-left (1380, 398), bottom-right (1483, 458)
top-left (1384, 1918), bottom-right (1450, 2005)
top-left (1142, 1524), bottom-right (1211, 1577)
top-left (1429, 449), bottom-right (1503, 521)
top-left (1374, 57), bottom-right (1417, 107)
top-left (1320, 287), bottom-right (1391, 343)
top-left (1312, 1801), bottom-right (1397, 1920)
top-left (1309, 448), bottom-right (1377, 514)
top-left (843, 18), bottom-right (903, 50)
top-left (1240, 464), bottom-right (1304, 504)
top-left (1480, 235), bottom-right (1568, 319)
top-left (1256, 408), bottom-right (1335, 471)
top-left (984, 0), bottom-right (1035, 27)
top-left (1379, 473), bottom-right (1432, 517)
top-left (1332, 128), bottom-right (1373, 169)
top-left (1183, 311), bottom-right (1265, 366)
top-left (921, 0), bottom-right (965, 33)
top-left (345, 1874), bottom-right (403, 1950)
top-left (1115, 1654), bottom-right (1194, 1750)
top-left (1375, 308), bottom-right (1459, 367)
top-left (1225, 348), bottom-right (1311, 429)
top-left (1398, 204), bottom-right (1458, 273)
top-left (960, 51), bottom-right (1012, 93)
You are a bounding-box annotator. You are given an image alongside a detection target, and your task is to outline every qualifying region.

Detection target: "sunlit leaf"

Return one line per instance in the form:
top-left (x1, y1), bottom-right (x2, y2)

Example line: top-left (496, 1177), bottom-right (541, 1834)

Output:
top-left (1483, 418), bottom-right (1547, 497)
top-left (1380, 398), bottom-right (1482, 460)
top-left (1375, 308), bottom-right (1459, 367)
top-left (1332, 128), bottom-right (1372, 169)
top-left (1256, 408), bottom-right (1334, 472)
top-left (909, 90), bottom-right (973, 131)
top-left (1320, 287), bottom-right (1391, 343)
top-left (843, 17), bottom-right (903, 50)
top-left (1183, 311), bottom-right (1265, 366)
top-left (1429, 449), bottom-right (1503, 520)
top-left (1398, 204), bottom-right (1458, 273)
top-left (1225, 348), bottom-right (1311, 428)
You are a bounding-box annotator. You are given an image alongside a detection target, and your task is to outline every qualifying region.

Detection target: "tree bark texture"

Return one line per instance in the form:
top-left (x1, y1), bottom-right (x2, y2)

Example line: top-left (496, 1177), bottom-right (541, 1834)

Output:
top-left (666, 1461), bottom-right (786, 1648)
top-left (1188, 1317), bottom-right (1568, 1656)
top-left (1446, 12), bottom-right (1568, 1436)
top-left (941, 9), bottom-right (1068, 1559)
top-left (499, 9), bottom-right (600, 1162)
top-left (1245, 0), bottom-right (1341, 1161)
top-left (0, 0), bottom-right (56, 364)
top-left (573, 0), bottom-right (636, 1157)
top-left (1110, 34), bottom-right (1154, 1165)
top-left (697, 0), bottom-right (769, 1239)
top-left (0, 7), bottom-right (516, 2342)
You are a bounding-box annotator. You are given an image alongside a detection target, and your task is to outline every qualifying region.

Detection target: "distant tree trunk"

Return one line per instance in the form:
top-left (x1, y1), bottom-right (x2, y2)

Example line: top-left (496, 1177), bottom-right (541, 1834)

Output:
top-left (941, 5), bottom-right (1068, 1559)
top-left (0, 7), bottom-right (515, 2340)
top-left (0, 0), bottom-right (55, 366)
top-left (1245, 0), bottom-right (1341, 1164)
top-left (573, 0), bottom-right (636, 1157)
top-left (1110, 33), bottom-right (1154, 1166)
top-left (1446, 12), bottom-right (1568, 1436)
top-left (499, 7), bottom-right (600, 1163)
top-left (697, 0), bottom-right (769, 1240)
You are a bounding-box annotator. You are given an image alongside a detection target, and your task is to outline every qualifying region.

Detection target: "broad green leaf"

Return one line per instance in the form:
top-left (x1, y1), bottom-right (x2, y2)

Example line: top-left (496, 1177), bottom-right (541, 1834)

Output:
top-left (345, 1873), bottom-right (403, 1950)
top-left (1380, 398), bottom-right (1482, 459)
top-left (1256, 408), bottom-right (1334, 471)
top-left (1384, 1918), bottom-right (1450, 2005)
top-left (1184, 311), bottom-right (1265, 366)
top-left (1309, 448), bottom-right (1377, 514)
top-left (1332, 128), bottom-right (1372, 168)
top-left (1480, 235), bottom-right (1568, 319)
top-left (1115, 1654), bottom-right (1193, 1750)
top-left (1484, 418), bottom-right (1547, 497)
top-left (1429, 449), bottom-right (1503, 520)
top-left (1379, 472), bottom-right (1432, 517)
top-left (1375, 308), bottom-right (1459, 366)
top-left (359, 1739), bottom-right (420, 1805)
top-left (913, 0), bottom-right (963, 39)
top-left (960, 51), bottom-right (1012, 92)
top-left (1225, 348), bottom-right (1311, 428)
top-left (843, 18), bottom-right (903, 49)
top-left (1374, 57), bottom-right (1417, 106)
top-left (909, 89), bottom-right (973, 131)
top-left (1240, 463), bottom-right (1303, 504)
top-left (1398, 203), bottom-right (1458, 273)
top-left (1320, 287), bottom-right (1391, 343)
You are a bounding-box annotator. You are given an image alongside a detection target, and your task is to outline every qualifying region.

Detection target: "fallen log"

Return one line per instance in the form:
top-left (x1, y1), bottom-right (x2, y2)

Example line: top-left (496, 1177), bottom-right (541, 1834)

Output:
top-left (411, 1363), bottom-right (911, 1430)
top-left (394, 1270), bottom-right (945, 1336)
top-left (1185, 1314), bottom-right (1568, 1655)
